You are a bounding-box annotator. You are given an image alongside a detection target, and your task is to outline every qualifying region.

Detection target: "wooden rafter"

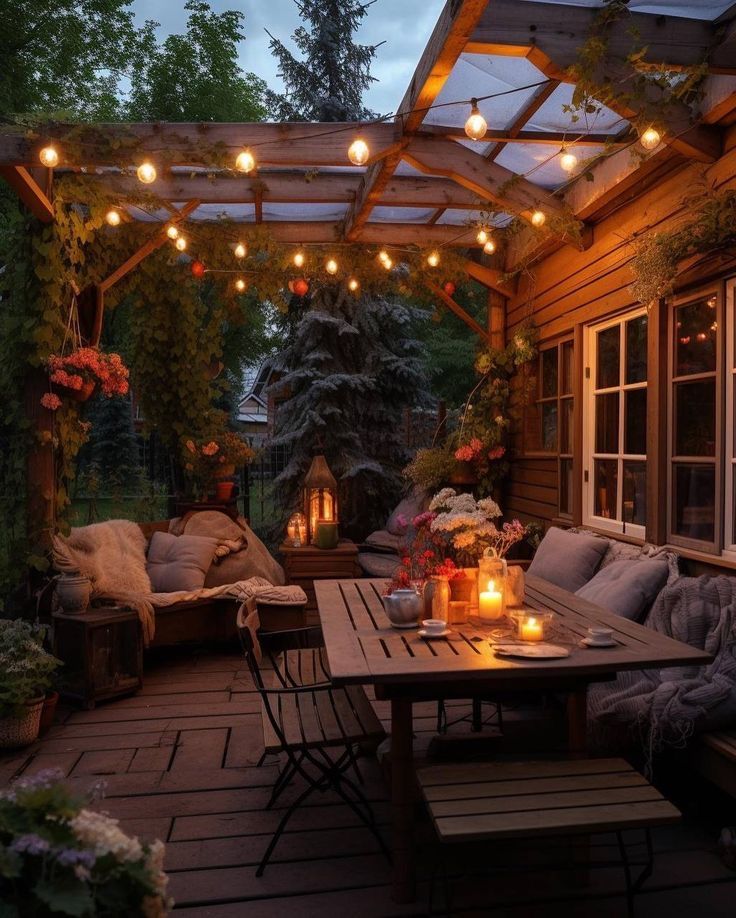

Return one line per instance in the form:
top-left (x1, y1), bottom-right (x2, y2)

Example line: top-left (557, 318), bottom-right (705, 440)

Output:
top-left (484, 81), bottom-right (561, 162)
top-left (425, 279), bottom-right (490, 342)
top-left (0, 166), bottom-right (54, 222)
top-left (344, 0), bottom-right (488, 241)
top-left (464, 259), bottom-right (509, 296)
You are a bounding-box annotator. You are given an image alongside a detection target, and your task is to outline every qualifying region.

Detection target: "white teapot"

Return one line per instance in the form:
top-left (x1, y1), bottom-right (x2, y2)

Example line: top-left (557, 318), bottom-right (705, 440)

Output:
top-left (382, 588), bottom-right (422, 629)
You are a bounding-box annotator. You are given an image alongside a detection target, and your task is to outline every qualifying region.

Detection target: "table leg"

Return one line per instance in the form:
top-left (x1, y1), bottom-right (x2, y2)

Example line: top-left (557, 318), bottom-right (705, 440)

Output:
top-left (391, 696), bottom-right (415, 903)
top-left (567, 686), bottom-right (588, 757)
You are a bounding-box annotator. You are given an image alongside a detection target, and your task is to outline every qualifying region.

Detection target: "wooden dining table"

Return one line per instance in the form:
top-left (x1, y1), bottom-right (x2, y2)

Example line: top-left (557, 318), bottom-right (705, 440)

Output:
top-left (314, 575), bottom-right (712, 904)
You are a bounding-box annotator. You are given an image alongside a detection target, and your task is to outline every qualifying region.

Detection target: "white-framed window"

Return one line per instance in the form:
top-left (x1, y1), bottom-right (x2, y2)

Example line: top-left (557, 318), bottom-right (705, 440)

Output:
top-left (724, 281), bottom-right (736, 555)
top-left (583, 309), bottom-right (648, 539)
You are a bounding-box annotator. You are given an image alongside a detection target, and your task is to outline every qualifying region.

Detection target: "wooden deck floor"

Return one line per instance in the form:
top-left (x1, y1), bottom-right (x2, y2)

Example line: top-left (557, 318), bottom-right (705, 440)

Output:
top-left (1, 645), bottom-right (735, 916)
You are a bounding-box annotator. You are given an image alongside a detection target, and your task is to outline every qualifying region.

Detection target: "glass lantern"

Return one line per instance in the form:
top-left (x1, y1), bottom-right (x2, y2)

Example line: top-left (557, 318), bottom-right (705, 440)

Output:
top-left (477, 555), bottom-right (507, 622)
top-left (286, 511), bottom-right (307, 547)
top-left (510, 610), bottom-right (554, 642)
top-left (303, 454), bottom-right (338, 543)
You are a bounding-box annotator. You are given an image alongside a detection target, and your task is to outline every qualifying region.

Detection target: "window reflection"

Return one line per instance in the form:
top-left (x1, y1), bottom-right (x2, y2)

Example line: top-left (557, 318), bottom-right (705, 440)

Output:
top-left (674, 464), bottom-right (715, 542)
top-left (675, 298), bottom-right (717, 376)
top-left (597, 326), bottom-right (620, 389)
top-left (623, 462), bottom-right (646, 526)
top-left (595, 459), bottom-right (618, 519)
top-left (626, 315), bottom-right (648, 384)
top-left (674, 380), bottom-right (716, 457)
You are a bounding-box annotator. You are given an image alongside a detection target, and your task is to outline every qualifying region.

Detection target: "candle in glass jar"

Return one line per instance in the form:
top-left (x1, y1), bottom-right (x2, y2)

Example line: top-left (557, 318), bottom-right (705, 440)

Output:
top-left (478, 579), bottom-right (503, 621)
top-left (520, 615), bottom-right (543, 642)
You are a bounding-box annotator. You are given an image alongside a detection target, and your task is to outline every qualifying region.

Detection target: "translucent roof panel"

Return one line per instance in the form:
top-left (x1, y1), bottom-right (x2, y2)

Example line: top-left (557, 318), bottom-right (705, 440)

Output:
top-left (369, 206), bottom-right (437, 223)
top-left (260, 203), bottom-right (349, 222)
top-left (527, 83), bottom-right (626, 135)
top-left (124, 205), bottom-right (172, 222)
top-left (517, 0), bottom-right (734, 18)
top-left (395, 159), bottom-right (430, 177)
top-left (495, 142), bottom-right (606, 189)
top-left (190, 204), bottom-right (255, 222)
top-left (437, 210), bottom-right (513, 227)
top-left (422, 53), bottom-right (549, 132)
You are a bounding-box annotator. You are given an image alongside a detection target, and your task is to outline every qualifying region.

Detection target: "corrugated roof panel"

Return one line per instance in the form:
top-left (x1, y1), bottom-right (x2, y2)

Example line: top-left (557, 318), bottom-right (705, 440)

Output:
top-left (369, 206), bottom-right (437, 223)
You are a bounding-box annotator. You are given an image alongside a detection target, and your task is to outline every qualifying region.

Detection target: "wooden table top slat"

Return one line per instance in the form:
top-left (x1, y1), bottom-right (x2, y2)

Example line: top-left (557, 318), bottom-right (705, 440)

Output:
top-left (315, 578), bottom-right (711, 688)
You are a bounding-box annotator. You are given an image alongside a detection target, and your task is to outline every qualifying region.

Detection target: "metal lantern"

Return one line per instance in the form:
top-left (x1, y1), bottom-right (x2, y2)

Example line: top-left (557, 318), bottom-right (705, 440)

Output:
top-left (303, 454), bottom-right (338, 543)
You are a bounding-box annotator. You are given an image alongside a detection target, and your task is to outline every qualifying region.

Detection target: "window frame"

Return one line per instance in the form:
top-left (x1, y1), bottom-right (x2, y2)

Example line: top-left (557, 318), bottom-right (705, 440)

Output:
top-left (725, 280), bottom-right (736, 556)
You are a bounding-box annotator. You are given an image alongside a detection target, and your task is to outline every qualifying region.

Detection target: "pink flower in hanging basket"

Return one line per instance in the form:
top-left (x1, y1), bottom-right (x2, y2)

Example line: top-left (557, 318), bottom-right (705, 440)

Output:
top-left (202, 441), bottom-right (220, 457)
top-left (40, 393), bottom-right (62, 411)
top-left (488, 446), bottom-right (506, 460)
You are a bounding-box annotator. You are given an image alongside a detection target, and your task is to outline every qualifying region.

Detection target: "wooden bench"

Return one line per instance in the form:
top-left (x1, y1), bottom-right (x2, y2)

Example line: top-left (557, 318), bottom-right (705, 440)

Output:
top-left (417, 757), bottom-right (680, 915)
top-left (694, 729), bottom-right (736, 798)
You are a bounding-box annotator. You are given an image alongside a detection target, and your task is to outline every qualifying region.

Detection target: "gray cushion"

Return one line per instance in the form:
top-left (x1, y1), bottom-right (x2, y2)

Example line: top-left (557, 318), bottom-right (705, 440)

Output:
top-left (576, 559), bottom-right (669, 620)
top-left (386, 488), bottom-right (430, 536)
top-left (528, 527), bottom-right (607, 592)
top-left (147, 531), bottom-right (218, 593)
top-left (358, 552), bottom-right (402, 578)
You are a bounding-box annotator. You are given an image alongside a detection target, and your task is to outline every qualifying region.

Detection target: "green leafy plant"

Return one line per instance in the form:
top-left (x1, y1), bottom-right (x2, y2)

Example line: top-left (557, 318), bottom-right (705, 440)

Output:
top-left (182, 429), bottom-right (255, 498)
top-left (0, 620), bottom-right (61, 716)
top-left (403, 446), bottom-right (457, 492)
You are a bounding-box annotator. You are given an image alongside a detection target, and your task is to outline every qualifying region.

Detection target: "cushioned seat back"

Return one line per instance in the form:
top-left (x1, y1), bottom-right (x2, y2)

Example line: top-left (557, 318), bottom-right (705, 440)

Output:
top-left (528, 527), bottom-right (607, 593)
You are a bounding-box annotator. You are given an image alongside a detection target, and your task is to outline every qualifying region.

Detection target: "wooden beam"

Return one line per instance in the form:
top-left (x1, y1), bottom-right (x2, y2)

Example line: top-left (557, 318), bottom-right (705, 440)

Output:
top-left (464, 259), bottom-right (509, 296)
top-left (0, 166), bottom-right (54, 222)
top-left (484, 81), bottom-right (561, 162)
top-left (403, 136), bottom-right (565, 222)
top-left (345, 0), bottom-right (487, 240)
top-left (425, 280), bottom-right (490, 342)
top-left (100, 200), bottom-right (200, 293)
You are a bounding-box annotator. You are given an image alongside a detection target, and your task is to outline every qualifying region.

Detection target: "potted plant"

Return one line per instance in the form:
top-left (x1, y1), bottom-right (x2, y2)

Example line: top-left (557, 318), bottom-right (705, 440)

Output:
top-left (182, 430), bottom-right (255, 502)
top-left (44, 347), bottom-right (129, 405)
top-left (0, 769), bottom-right (171, 915)
top-left (0, 620), bottom-right (62, 748)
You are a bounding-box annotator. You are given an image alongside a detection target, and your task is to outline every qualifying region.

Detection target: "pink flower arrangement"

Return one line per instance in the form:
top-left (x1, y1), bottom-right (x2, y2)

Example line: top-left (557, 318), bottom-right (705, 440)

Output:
top-left (488, 445), bottom-right (506, 460)
top-left (40, 393), bottom-right (62, 411)
top-left (47, 348), bottom-right (129, 398)
top-left (454, 437), bottom-right (484, 462)
top-left (181, 431), bottom-right (255, 498)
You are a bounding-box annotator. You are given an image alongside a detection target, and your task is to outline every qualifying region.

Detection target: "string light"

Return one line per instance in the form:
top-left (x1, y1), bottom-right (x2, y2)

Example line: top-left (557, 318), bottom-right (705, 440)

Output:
top-left (483, 238), bottom-right (496, 255)
top-left (531, 209), bottom-right (546, 228)
top-left (378, 249), bottom-right (390, 264)
top-left (293, 250), bottom-right (305, 268)
top-left (175, 236), bottom-right (187, 251)
top-left (39, 146), bottom-right (59, 168)
top-left (559, 148), bottom-right (578, 174)
top-left (234, 242), bottom-right (247, 258)
top-left (348, 138), bottom-right (370, 166)
top-left (235, 278), bottom-right (246, 292)
top-left (427, 250), bottom-right (440, 267)
top-left (383, 257), bottom-right (393, 270)
top-left (476, 227), bottom-right (489, 245)
top-left (235, 149), bottom-right (255, 173)
top-left (137, 161), bottom-right (157, 184)
top-left (166, 224), bottom-right (179, 240)
top-left (348, 277), bottom-right (360, 292)
top-left (105, 209), bottom-right (121, 227)
top-left (464, 99), bottom-right (488, 141)
top-left (325, 258), bottom-right (338, 275)
top-left (640, 127), bottom-right (662, 150)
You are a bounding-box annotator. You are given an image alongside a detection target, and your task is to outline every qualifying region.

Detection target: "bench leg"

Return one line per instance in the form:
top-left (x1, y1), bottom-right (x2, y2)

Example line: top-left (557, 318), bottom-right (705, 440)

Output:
top-left (391, 696), bottom-right (415, 903)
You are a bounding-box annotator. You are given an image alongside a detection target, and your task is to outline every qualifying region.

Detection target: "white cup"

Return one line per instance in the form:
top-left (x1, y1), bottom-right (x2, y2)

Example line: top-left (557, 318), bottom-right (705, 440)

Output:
top-left (587, 626), bottom-right (613, 644)
top-left (422, 618), bottom-right (446, 635)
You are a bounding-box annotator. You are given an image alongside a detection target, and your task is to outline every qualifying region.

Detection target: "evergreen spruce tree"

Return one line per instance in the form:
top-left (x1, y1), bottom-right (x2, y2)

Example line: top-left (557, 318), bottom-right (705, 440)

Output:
top-left (79, 393), bottom-right (142, 492)
top-left (269, 285), bottom-right (427, 537)
top-left (266, 0), bottom-right (382, 121)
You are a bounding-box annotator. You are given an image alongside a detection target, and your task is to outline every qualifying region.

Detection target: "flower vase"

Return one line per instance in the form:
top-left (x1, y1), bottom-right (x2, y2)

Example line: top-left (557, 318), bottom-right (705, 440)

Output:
top-left (430, 576), bottom-right (451, 624)
top-left (506, 564), bottom-right (526, 607)
top-left (55, 574), bottom-right (91, 614)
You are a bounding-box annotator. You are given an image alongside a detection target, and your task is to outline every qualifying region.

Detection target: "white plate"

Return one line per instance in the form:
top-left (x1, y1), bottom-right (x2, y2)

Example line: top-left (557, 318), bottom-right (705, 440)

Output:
top-left (581, 637), bottom-right (617, 648)
top-left (493, 643), bottom-right (570, 659)
top-left (418, 628), bottom-right (451, 639)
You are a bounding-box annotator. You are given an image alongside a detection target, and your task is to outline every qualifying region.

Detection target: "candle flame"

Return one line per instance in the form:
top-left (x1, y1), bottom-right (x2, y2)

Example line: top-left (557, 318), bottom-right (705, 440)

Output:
top-left (528, 616), bottom-right (537, 626)
top-left (487, 580), bottom-right (495, 592)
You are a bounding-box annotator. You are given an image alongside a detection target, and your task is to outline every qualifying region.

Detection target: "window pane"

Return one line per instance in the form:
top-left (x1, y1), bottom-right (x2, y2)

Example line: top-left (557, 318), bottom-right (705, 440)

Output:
top-left (560, 398), bottom-right (574, 454)
top-left (541, 403), bottom-right (558, 451)
top-left (596, 326), bottom-right (620, 389)
top-left (674, 464), bottom-right (715, 543)
top-left (560, 458), bottom-right (573, 516)
top-left (561, 341), bottom-right (574, 395)
top-left (675, 297), bottom-right (717, 376)
top-left (594, 459), bottom-right (618, 519)
top-left (625, 315), bottom-right (648, 384)
top-left (674, 379), bottom-right (716, 456)
top-left (623, 461), bottom-right (646, 527)
top-left (625, 389), bottom-right (647, 455)
top-left (595, 392), bottom-right (619, 454)
top-left (541, 348), bottom-right (558, 399)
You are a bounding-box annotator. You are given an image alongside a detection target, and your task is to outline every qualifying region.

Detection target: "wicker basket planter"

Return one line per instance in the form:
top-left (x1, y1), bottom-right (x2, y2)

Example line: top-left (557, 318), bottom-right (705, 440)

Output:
top-left (52, 378), bottom-right (96, 403)
top-left (0, 697), bottom-right (44, 748)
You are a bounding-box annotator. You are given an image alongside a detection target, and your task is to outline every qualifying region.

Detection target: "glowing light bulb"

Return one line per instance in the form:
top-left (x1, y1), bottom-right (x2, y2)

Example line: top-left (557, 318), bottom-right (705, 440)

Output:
top-left (464, 100), bottom-right (488, 141)
top-left (483, 238), bottom-right (496, 255)
top-left (235, 149), bottom-right (255, 173)
top-left (427, 250), bottom-right (440, 267)
top-left (235, 278), bottom-right (246, 292)
top-left (531, 209), bottom-right (546, 228)
top-left (293, 250), bottom-right (305, 268)
top-left (325, 258), bottom-right (338, 275)
top-left (137, 161), bottom-right (157, 184)
top-left (39, 146), bottom-right (59, 168)
top-left (105, 209), bottom-right (121, 227)
top-left (383, 258), bottom-right (393, 270)
top-left (166, 224), bottom-right (179, 240)
top-left (348, 277), bottom-right (359, 292)
top-left (559, 149), bottom-right (578, 174)
top-left (348, 138), bottom-right (370, 166)
top-left (640, 127), bottom-right (661, 151)
top-left (378, 250), bottom-right (389, 264)
top-left (175, 236), bottom-right (187, 251)
top-left (476, 227), bottom-right (489, 245)
top-left (234, 242), bottom-right (247, 259)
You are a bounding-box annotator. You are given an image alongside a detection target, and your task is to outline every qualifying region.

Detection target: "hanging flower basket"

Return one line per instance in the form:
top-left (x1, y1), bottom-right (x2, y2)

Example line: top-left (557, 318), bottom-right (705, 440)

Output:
top-left (52, 377), bottom-right (96, 403)
top-left (448, 460), bottom-right (477, 486)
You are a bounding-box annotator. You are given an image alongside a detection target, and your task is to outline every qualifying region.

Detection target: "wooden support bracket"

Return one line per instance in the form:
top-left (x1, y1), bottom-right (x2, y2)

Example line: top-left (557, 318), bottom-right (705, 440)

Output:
top-left (425, 279), bottom-right (490, 343)
top-left (0, 166), bottom-right (54, 222)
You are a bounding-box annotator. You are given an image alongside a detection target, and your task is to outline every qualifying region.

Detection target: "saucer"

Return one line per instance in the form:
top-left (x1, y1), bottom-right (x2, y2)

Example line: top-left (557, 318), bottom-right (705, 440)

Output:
top-left (581, 636), bottom-right (617, 648)
top-left (418, 627), bottom-right (451, 639)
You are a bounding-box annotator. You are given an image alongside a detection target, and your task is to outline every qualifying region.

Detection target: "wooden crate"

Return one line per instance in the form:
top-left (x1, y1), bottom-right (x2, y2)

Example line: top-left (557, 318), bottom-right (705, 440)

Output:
top-left (280, 540), bottom-right (361, 611)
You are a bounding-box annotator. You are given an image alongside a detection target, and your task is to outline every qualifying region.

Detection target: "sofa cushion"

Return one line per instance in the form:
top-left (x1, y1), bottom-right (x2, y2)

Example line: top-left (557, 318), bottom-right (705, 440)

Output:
top-left (358, 552), bottom-right (402, 578)
top-left (528, 527), bottom-right (607, 592)
top-left (147, 531), bottom-right (218, 593)
top-left (363, 530), bottom-right (403, 553)
top-left (576, 558), bottom-right (669, 621)
top-left (386, 488), bottom-right (430, 536)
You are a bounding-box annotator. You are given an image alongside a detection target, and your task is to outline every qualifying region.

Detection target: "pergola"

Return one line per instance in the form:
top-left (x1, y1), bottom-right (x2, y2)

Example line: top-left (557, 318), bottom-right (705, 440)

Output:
top-left (2, 0), bottom-right (736, 351)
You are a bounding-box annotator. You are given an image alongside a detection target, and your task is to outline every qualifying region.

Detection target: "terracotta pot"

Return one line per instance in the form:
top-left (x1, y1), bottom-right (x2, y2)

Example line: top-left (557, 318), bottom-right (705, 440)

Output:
top-left (448, 460), bottom-right (477, 486)
top-left (53, 378), bottom-right (96, 403)
top-left (215, 480), bottom-right (235, 502)
top-left (39, 691), bottom-right (59, 735)
top-left (0, 697), bottom-right (44, 748)
top-left (56, 573), bottom-right (91, 614)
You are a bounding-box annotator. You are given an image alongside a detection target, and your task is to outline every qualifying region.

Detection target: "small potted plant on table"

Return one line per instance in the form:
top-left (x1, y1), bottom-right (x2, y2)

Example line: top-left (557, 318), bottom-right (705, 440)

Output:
top-left (182, 429), bottom-right (255, 503)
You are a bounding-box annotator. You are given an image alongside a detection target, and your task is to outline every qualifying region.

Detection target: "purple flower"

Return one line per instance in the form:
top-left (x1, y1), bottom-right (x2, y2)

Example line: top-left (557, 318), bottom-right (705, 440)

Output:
top-left (56, 847), bottom-right (96, 868)
top-left (11, 834), bottom-right (50, 856)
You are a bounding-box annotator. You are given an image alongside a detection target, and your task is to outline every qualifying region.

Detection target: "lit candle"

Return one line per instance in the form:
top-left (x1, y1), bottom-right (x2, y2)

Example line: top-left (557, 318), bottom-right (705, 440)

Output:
top-left (520, 615), bottom-right (544, 642)
top-left (478, 579), bottom-right (504, 621)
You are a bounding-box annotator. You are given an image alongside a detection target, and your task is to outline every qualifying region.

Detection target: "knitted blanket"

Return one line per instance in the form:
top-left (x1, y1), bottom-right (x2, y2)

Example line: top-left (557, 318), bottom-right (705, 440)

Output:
top-left (589, 576), bottom-right (736, 761)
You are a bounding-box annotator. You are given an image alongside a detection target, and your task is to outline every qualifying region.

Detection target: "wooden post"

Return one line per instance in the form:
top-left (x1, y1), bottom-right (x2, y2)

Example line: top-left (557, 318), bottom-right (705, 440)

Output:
top-left (646, 298), bottom-right (668, 545)
top-left (25, 369), bottom-right (56, 547)
top-left (487, 289), bottom-right (505, 349)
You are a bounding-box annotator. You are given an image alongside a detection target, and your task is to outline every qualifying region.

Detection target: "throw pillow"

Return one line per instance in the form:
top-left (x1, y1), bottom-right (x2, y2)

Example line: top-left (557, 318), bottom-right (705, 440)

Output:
top-left (386, 487), bottom-right (430, 536)
top-left (146, 531), bottom-right (218, 593)
top-left (528, 527), bottom-right (607, 592)
top-left (576, 559), bottom-right (669, 620)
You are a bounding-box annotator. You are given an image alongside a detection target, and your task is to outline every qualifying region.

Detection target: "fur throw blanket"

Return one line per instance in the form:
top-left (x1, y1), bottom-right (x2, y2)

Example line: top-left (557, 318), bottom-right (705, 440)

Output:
top-left (53, 519), bottom-right (305, 646)
top-left (589, 576), bottom-right (736, 763)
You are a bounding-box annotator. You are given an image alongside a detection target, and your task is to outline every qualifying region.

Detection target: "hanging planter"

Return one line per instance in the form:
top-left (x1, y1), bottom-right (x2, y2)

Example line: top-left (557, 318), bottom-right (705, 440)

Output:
top-left (448, 460), bottom-right (477, 486)
top-left (52, 377), bottom-right (96, 403)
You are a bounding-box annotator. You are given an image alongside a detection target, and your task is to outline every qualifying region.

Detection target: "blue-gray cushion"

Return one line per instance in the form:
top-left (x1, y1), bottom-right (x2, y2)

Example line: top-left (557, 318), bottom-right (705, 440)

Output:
top-left (528, 527), bottom-right (607, 592)
top-left (575, 558), bottom-right (669, 620)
